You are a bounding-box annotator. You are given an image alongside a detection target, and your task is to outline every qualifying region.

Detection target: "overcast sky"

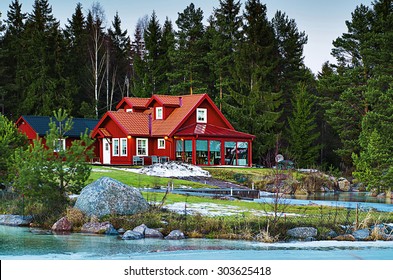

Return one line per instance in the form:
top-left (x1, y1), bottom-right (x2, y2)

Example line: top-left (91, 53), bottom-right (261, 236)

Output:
top-left (0, 0), bottom-right (374, 74)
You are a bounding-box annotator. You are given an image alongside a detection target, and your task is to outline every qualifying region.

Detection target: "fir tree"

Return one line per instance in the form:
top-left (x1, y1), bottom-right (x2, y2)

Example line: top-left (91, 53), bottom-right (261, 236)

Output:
top-left (286, 83), bottom-right (320, 167)
top-left (170, 3), bottom-right (208, 94)
top-left (224, 0), bottom-right (282, 165)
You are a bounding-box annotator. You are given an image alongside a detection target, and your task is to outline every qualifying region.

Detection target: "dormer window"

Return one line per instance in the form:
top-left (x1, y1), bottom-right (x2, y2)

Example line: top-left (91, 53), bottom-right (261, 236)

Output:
top-left (126, 108), bottom-right (133, 113)
top-left (156, 107), bottom-right (163, 120)
top-left (196, 108), bottom-right (207, 123)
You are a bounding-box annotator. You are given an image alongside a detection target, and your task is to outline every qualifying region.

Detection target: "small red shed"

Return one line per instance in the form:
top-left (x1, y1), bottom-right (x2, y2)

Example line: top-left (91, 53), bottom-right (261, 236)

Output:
top-left (16, 115), bottom-right (99, 157)
top-left (91, 94), bottom-right (255, 166)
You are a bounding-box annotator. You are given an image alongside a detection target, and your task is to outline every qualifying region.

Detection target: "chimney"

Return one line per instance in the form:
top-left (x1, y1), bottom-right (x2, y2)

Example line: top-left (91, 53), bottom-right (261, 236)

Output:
top-left (148, 114), bottom-right (152, 136)
top-left (179, 96), bottom-right (183, 107)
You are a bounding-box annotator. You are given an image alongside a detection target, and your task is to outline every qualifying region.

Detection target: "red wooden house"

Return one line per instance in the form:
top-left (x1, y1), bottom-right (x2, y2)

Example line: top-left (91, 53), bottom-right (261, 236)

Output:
top-left (16, 115), bottom-right (99, 155)
top-left (91, 94), bottom-right (255, 166)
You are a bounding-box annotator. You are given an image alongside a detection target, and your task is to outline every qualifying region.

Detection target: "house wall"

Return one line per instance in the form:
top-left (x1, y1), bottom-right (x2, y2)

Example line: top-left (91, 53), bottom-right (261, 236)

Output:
top-left (181, 99), bottom-right (230, 128)
top-left (17, 121), bottom-right (38, 144)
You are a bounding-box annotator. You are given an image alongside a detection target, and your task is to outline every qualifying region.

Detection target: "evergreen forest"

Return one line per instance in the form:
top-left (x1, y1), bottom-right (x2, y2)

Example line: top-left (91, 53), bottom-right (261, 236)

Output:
top-left (1, 0), bottom-right (393, 190)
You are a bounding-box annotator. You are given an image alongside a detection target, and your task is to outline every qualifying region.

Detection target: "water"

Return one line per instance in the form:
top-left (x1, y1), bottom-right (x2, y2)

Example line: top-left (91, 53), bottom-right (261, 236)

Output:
top-left (257, 192), bottom-right (393, 212)
top-left (1, 225), bottom-right (393, 260)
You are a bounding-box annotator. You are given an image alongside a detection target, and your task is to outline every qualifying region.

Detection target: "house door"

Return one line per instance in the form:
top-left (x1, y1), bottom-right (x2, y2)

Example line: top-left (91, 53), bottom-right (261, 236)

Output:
top-left (103, 138), bottom-right (111, 164)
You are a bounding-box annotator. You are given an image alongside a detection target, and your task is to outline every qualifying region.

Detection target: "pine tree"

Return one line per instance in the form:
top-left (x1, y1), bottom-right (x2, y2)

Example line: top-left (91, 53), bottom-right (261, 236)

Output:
top-left (144, 11), bottom-right (166, 95)
top-left (207, 0), bottom-right (242, 106)
top-left (286, 83), bottom-right (320, 167)
top-left (170, 3), bottom-right (208, 94)
top-left (18, 0), bottom-right (73, 116)
top-left (0, 0), bottom-right (26, 118)
top-left (108, 12), bottom-right (131, 108)
top-left (130, 17), bottom-right (148, 97)
top-left (64, 3), bottom-right (90, 117)
top-left (224, 0), bottom-right (282, 165)
top-left (271, 11), bottom-right (310, 121)
top-left (160, 18), bottom-right (175, 94)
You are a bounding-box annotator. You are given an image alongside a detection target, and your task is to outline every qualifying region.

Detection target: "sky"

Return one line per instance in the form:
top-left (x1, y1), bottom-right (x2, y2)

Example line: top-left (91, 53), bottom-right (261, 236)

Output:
top-left (0, 0), bottom-right (374, 74)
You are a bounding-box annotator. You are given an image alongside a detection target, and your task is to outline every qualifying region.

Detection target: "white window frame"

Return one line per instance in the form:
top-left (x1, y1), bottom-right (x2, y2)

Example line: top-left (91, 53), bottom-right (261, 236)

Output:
top-left (196, 108), bottom-right (207, 123)
top-left (158, 138), bottom-right (166, 149)
top-left (120, 138), bottom-right (127, 156)
top-left (113, 138), bottom-right (119, 156)
top-left (126, 108), bottom-right (133, 113)
top-left (53, 139), bottom-right (66, 152)
top-left (136, 138), bottom-right (148, 156)
top-left (156, 107), bottom-right (163, 120)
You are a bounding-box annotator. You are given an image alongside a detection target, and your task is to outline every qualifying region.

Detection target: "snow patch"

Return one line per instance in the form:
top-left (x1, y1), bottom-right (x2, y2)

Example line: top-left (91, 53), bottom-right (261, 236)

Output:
top-left (164, 202), bottom-right (302, 217)
top-left (138, 162), bottom-right (211, 178)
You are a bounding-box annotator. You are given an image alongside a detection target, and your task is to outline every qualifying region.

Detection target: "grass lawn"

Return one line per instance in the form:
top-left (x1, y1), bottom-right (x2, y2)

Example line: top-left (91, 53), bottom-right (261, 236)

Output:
top-left (89, 166), bottom-right (210, 189)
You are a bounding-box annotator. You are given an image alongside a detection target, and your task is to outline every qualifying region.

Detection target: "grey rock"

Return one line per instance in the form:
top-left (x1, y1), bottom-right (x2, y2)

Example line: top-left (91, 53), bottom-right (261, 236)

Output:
top-left (0, 215), bottom-right (33, 226)
top-left (338, 177), bottom-right (351, 192)
top-left (165, 230), bottom-right (185, 240)
top-left (117, 228), bottom-right (126, 234)
top-left (145, 228), bottom-right (164, 239)
top-left (74, 177), bottom-right (149, 218)
top-left (133, 224), bottom-right (147, 236)
top-left (122, 230), bottom-right (144, 240)
top-left (353, 229), bottom-right (370, 240)
top-left (287, 227), bottom-right (317, 239)
top-left (327, 230), bottom-right (338, 239)
top-left (81, 221), bottom-right (118, 235)
top-left (51, 217), bottom-right (72, 232)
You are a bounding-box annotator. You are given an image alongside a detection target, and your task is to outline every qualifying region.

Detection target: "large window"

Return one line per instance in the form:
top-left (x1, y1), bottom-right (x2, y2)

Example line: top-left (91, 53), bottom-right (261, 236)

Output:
top-left (113, 138), bottom-right (119, 156)
top-left (209, 140), bottom-right (221, 165)
top-left (237, 142), bottom-right (248, 166)
top-left (176, 140), bottom-right (192, 163)
top-left (136, 138), bottom-right (148, 156)
top-left (224, 141), bottom-right (236, 165)
top-left (196, 108), bottom-right (207, 123)
top-left (120, 138), bottom-right (127, 156)
top-left (196, 140), bottom-right (208, 165)
top-left (156, 107), bottom-right (163, 120)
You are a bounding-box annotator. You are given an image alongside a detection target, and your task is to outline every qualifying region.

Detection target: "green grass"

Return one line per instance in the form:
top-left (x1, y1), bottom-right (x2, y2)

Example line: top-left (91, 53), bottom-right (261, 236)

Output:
top-left (88, 166), bottom-right (211, 189)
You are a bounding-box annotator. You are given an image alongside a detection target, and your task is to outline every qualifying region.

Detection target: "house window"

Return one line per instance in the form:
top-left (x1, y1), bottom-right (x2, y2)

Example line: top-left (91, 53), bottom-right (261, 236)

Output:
top-left (196, 108), bottom-right (207, 123)
top-left (54, 139), bottom-right (66, 152)
top-left (126, 108), bottom-right (133, 112)
top-left (158, 138), bottom-right (165, 149)
top-left (137, 138), bottom-right (148, 156)
top-left (120, 138), bottom-right (127, 156)
top-left (156, 107), bottom-right (163, 120)
top-left (113, 138), bottom-right (119, 156)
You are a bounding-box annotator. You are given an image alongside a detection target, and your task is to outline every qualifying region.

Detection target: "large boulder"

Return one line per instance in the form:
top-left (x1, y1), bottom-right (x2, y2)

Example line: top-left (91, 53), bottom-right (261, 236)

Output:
top-left (74, 177), bottom-right (149, 218)
top-left (122, 230), bottom-right (144, 240)
top-left (287, 227), bottom-right (318, 239)
top-left (0, 215), bottom-right (33, 226)
top-left (51, 217), bottom-right (72, 232)
top-left (165, 230), bottom-right (185, 240)
top-left (81, 221), bottom-right (118, 235)
top-left (338, 177), bottom-right (351, 192)
top-left (353, 229), bottom-right (370, 241)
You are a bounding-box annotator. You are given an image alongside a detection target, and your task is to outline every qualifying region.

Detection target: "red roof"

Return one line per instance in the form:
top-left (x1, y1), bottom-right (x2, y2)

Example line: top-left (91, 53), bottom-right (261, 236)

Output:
top-left (115, 97), bottom-right (150, 110)
top-left (92, 111), bottom-right (150, 137)
top-left (93, 94), bottom-right (255, 140)
top-left (151, 94), bottom-right (206, 136)
top-left (176, 124), bottom-right (255, 139)
top-left (146, 95), bottom-right (182, 107)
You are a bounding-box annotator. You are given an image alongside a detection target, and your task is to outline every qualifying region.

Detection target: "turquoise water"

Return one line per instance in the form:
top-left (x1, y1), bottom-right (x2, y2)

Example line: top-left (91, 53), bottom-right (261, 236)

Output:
top-left (1, 225), bottom-right (393, 260)
top-left (257, 192), bottom-right (393, 212)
